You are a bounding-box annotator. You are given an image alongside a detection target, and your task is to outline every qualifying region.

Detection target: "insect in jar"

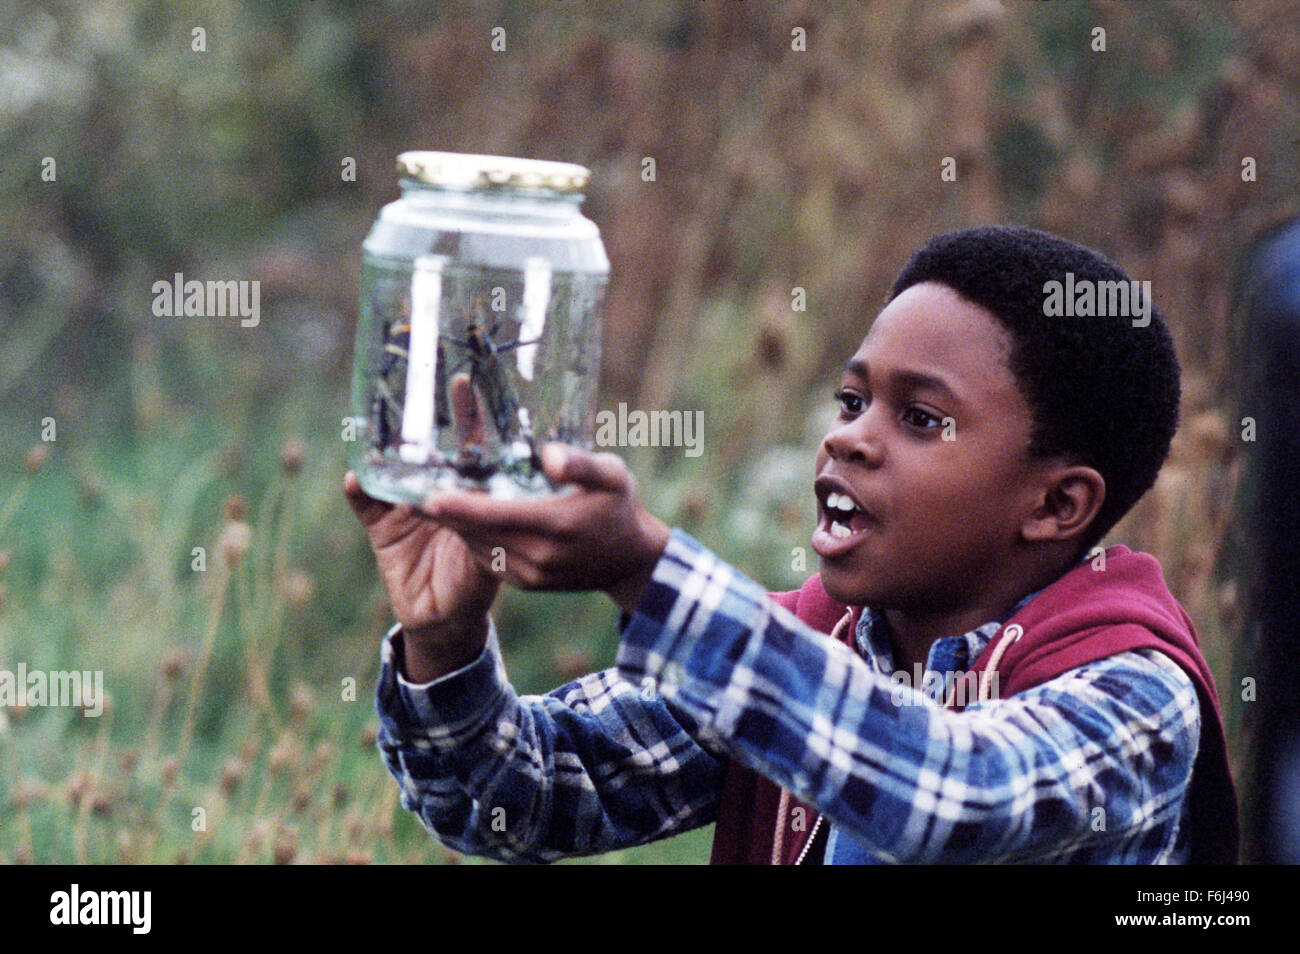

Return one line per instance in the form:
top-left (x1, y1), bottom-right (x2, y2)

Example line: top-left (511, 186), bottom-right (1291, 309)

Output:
top-left (370, 295), bottom-right (411, 452)
top-left (438, 292), bottom-right (543, 477)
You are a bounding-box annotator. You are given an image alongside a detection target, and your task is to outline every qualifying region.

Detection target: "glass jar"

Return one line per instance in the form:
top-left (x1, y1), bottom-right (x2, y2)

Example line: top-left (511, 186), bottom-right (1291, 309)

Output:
top-left (350, 151), bottom-right (608, 502)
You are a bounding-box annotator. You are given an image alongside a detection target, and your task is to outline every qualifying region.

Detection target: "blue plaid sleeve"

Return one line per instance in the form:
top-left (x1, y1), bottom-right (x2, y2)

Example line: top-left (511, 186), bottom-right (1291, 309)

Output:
top-left (616, 529), bottom-right (1202, 864)
top-left (375, 620), bottom-right (727, 863)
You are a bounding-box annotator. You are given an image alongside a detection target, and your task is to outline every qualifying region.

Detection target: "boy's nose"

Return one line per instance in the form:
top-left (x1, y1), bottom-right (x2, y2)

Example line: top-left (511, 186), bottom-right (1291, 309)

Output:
top-left (822, 413), bottom-right (885, 467)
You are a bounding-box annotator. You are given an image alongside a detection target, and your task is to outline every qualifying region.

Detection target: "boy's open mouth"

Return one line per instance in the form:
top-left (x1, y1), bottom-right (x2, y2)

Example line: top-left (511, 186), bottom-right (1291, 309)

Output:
top-left (812, 475), bottom-right (879, 558)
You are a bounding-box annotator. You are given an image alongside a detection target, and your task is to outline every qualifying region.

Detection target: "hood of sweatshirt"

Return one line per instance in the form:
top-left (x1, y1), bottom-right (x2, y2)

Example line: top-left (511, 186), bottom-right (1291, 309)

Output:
top-left (985, 544), bottom-right (1239, 864)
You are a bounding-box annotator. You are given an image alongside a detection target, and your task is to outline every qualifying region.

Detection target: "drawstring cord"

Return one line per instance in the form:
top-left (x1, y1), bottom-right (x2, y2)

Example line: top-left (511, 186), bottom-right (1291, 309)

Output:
top-left (946, 623), bottom-right (1023, 707)
top-left (771, 608), bottom-right (857, 864)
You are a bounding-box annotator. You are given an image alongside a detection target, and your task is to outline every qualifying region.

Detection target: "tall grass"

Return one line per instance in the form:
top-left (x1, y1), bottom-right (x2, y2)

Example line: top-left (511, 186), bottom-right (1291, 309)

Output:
top-left (0, 379), bottom-right (712, 864)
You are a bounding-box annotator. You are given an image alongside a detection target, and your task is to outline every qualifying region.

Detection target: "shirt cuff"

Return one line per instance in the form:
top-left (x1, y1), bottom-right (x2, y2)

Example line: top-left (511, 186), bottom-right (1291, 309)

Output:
top-left (375, 620), bottom-right (509, 752)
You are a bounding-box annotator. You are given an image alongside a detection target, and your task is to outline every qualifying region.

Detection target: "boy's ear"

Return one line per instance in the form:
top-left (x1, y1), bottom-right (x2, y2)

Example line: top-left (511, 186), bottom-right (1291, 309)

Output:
top-left (1020, 464), bottom-right (1106, 544)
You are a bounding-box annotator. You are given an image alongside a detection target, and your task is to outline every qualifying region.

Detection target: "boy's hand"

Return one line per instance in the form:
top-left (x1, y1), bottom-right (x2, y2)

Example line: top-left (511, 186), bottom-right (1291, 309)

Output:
top-left (344, 374), bottom-right (500, 681)
top-left (345, 471), bottom-right (500, 680)
top-left (419, 443), bottom-right (671, 615)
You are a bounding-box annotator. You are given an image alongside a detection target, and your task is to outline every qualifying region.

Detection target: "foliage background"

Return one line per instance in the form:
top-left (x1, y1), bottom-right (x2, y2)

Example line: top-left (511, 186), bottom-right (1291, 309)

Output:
top-left (1, 0), bottom-right (1296, 863)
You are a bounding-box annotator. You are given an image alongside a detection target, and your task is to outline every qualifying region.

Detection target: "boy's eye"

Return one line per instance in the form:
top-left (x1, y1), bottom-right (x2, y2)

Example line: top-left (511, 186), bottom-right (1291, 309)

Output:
top-left (834, 389), bottom-right (945, 431)
top-left (834, 388), bottom-right (865, 415)
top-left (902, 406), bottom-right (942, 429)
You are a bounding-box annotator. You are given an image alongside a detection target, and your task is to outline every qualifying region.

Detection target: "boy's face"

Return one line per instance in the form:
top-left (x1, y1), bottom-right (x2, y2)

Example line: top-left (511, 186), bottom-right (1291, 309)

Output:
top-left (813, 281), bottom-right (1050, 612)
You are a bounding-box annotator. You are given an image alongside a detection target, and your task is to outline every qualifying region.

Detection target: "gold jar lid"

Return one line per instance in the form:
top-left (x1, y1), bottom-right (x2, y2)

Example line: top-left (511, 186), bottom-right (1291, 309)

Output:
top-left (396, 151), bottom-right (591, 193)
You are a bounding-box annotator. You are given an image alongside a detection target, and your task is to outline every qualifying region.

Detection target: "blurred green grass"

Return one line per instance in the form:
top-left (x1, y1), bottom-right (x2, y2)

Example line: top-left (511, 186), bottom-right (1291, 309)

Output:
top-left (0, 380), bottom-right (723, 863)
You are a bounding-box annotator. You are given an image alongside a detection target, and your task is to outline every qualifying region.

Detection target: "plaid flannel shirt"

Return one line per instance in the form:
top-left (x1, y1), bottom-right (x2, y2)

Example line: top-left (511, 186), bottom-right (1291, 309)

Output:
top-left (376, 528), bottom-right (1201, 863)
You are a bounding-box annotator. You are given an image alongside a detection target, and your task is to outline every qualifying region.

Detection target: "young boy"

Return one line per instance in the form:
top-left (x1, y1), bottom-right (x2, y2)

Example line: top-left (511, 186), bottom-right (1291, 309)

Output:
top-left (345, 225), bottom-right (1239, 864)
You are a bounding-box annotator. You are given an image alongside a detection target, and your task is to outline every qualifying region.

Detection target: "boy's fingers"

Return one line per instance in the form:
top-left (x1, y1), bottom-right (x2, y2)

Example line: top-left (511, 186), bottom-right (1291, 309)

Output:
top-left (343, 470), bottom-right (394, 526)
top-left (420, 446), bottom-right (630, 532)
top-left (420, 491), bottom-right (557, 535)
top-left (450, 373), bottom-right (487, 450)
top-left (543, 444), bottom-right (629, 493)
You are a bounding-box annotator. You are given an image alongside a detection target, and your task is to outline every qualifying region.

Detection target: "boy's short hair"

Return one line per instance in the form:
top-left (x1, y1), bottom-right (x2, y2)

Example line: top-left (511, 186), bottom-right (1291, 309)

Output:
top-left (888, 225), bottom-right (1181, 555)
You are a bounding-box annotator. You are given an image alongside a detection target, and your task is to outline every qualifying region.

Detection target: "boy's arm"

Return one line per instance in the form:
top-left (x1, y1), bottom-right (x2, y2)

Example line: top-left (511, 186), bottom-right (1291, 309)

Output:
top-left (375, 618), bottom-right (728, 864)
top-left (617, 529), bottom-right (1201, 864)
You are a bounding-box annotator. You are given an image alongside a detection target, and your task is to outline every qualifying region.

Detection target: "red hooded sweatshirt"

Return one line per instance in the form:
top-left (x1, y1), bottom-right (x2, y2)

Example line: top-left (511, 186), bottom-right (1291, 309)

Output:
top-left (709, 545), bottom-right (1239, 865)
